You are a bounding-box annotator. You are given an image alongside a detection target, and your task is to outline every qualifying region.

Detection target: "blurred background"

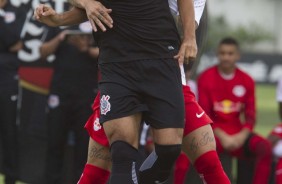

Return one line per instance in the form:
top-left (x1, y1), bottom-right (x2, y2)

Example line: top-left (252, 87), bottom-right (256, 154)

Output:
top-left (0, 0), bottom-right (281, 184)
top-left (203, 0), bottom-right (282, 135)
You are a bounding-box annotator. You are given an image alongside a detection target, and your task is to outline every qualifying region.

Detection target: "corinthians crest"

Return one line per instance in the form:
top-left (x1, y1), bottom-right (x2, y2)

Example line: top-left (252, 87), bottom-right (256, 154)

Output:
top-left (100, 95), bottom-right (111, 115)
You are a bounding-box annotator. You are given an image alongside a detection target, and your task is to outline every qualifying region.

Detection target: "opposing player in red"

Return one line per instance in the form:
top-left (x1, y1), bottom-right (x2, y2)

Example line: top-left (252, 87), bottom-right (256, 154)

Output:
top-left (198, 37), bottom-right (272, 184)
top-left (267, 78), bottom-right (282, 184)
top-left (34, 3), bottom-right (230, 184)
top-left (268, 123), bottom-right (282, 184)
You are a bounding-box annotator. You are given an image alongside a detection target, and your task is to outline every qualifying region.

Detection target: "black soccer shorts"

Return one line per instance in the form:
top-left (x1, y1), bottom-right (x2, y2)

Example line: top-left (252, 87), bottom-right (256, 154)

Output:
top-left (98, 58), bottom-right (184, 129)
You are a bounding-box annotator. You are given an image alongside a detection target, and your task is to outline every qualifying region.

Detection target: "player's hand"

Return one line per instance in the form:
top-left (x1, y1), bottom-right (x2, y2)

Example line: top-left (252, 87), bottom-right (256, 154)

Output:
top-left (83, 0), bottom-right (113, 32)
top-left (232, 136), bottom-right (245, 150)
top-left (34, 4), bottom-right (60, 27)
top-left (67, 35), bottom-right (92, 52)
top-left (220, 136), bottom-right (239, 151)
top-left (9, 41), bottom-right (23, 52)
top-left (174, 37), bottom-right (197, 65)
top-left (0, 0), bottom-right (7, 8)
top-left (232, 130), bottom-right (250, 149)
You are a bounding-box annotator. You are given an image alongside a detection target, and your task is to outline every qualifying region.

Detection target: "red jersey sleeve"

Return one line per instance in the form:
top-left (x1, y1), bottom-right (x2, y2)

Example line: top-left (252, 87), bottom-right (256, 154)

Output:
top-left (243, 77), bottom-right (256, 131)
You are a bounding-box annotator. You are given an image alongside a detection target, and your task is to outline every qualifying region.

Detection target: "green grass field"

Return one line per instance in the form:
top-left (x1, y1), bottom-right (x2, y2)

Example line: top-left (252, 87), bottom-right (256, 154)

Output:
top-left (0, 84), bottom-right (280, 184)
top-left (255, 84), bottom-right (280, 136)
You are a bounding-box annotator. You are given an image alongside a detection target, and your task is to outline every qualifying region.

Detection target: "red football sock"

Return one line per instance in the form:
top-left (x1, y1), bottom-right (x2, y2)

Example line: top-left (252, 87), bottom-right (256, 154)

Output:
top-left (77, 164), bottom-right (110, 184)
top-left (248, 135), bottom-right (272, 184)
top-left (174, 152), bottom-right (190, 184)
top-left (276, 158), bottom-right (282, 184)
top-left (194, 151), bottom-right (231, 184)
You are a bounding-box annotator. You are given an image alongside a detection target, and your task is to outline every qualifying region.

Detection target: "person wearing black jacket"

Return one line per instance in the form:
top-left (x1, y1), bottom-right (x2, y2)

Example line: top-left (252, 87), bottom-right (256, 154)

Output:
top-left (41, 25), bottom-right (99, 184)
top-left (0, 0), bottom-right (25, 183)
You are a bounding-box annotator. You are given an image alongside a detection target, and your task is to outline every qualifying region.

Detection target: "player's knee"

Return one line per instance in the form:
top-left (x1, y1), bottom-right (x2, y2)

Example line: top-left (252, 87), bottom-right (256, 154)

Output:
top-left (110, 141), bottom-right (138, 166)
top-left (155, 143), bottom-right (182, 162)
top-left (139, 144), bottom-right (181, 183)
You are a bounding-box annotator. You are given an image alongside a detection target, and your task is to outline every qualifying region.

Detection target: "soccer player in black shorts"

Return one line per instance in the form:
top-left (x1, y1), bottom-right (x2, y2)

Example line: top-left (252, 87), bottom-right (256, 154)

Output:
top-left (35, 0), bottom-right (197, 183)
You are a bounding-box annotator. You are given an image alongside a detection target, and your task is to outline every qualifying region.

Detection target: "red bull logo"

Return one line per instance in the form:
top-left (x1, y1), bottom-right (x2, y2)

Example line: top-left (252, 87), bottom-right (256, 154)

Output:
top-left (214, 100), bottom-right (242, 114)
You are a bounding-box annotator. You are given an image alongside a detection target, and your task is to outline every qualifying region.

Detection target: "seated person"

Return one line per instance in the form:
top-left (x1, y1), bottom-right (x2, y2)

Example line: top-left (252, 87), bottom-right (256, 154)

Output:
top-left (268, 123), bottom-right (282, 184)
top-left (198, 37), bottom-right (272, 184)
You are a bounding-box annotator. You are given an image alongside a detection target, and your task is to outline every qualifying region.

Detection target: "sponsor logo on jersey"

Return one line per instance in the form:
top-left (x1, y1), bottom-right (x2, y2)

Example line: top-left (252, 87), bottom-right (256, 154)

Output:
top-left (100, 95), bottom-right (111, 115)
top-left (233, 85), bottom-right (246, 97)
top-left (214, 100), bottom-right (242, 114)
top-left (93, 118), bottom-right (101, 131)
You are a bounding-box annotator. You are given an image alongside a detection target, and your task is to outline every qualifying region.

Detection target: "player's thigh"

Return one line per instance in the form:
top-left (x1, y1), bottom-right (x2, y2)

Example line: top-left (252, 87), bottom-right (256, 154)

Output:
top-left (103, 113), bottom-right (142, 148)
top-left (87, 138), bottom-right (111, 171)
top-left (141, 59), bottom-right (185, 130)
top-left (152, 128), bottom-right (183, 145)
top-left (182, 124), bottom-right (216, 163)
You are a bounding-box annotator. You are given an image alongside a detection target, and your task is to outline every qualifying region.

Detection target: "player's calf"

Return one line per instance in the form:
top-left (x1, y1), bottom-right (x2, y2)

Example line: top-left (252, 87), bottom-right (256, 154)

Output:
top-left (103, 115), bottom-right (142, 184)
top-left (182, 125), bottom-right (231, 184)
top-left (110, 141), bottom-right (139, 184)
top-left (77, 139), bottom-right (111, 184)
top-left (248, 134), bottom-right (272, 184)
top-left (139, 128), bottom-right (183, 184)
top-left (174, 152), bottom-right (190, 184)
top-left (275, 158), bottom-right (282, 184)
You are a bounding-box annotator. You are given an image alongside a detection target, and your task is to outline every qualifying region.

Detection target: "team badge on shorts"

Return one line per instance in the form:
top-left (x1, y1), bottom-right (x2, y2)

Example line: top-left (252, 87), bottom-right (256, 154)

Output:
top-left (100, 95), bottom-right (111, 115)
top-left (93, 118), bottom-right (102, 131)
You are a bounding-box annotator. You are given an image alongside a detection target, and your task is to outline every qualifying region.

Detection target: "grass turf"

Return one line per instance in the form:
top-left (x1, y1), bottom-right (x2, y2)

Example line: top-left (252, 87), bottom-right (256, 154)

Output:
top-left (255, 84), bottom-right (280, 136)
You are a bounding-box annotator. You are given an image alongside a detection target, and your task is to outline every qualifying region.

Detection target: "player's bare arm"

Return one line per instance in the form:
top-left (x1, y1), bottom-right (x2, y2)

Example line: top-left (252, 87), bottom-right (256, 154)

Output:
top-left (68, 0), bottom-right (113, 32)
top-left (67, 0), bottom-right (85, 8)
top-left (174, 0), bottom-right (197, 65)
top-left (34, 5), bottom-right (87, 27)
top-left (0, 0), bottom-right (7, 8)
top-left (88, 47), bottom-right (99, 58)
top-left (40, 31), bottom-right (67, 59)
top-left (9, 41), bottom-right (23, 52)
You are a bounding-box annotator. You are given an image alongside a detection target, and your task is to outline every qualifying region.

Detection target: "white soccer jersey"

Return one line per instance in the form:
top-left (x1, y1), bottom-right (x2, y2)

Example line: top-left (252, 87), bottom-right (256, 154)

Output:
top-left (277, 78), bottom-right (282, 102)
top-left (168, 0), bottom-right (206, 25)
